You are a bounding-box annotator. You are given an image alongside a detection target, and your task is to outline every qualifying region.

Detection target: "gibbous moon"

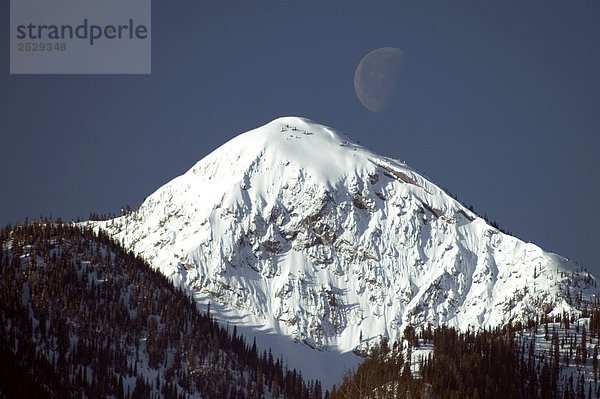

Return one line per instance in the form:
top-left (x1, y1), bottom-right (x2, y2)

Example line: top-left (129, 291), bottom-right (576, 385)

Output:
top-left (354, 47), bottom-right (404, 113)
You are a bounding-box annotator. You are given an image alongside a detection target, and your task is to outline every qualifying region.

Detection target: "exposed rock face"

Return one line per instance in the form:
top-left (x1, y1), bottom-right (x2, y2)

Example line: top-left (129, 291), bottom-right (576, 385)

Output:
top-left (93, 116), bottom-right (596, 354)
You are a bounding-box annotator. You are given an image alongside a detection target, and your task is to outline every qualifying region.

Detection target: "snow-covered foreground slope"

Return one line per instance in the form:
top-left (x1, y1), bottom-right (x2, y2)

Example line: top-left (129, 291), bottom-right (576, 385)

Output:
top-left (91, 116), bottom-right (597, 386)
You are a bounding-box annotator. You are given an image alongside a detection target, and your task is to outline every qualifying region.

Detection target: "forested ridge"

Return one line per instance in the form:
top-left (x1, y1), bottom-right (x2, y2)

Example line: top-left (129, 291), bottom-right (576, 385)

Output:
top-left (331, 313), bottom-right (600, 399)
top-left (0, 221), bottom-right (319, 398)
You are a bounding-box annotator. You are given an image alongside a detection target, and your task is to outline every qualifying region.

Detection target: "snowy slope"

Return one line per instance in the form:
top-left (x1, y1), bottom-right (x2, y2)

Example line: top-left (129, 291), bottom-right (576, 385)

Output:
top-left (91, 116), bottom-right (597, 386)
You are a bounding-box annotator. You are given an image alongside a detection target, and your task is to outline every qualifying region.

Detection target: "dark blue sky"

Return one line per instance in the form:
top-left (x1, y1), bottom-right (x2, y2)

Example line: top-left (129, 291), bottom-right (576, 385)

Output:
top-left (1, 2), bottom-right (599, 273)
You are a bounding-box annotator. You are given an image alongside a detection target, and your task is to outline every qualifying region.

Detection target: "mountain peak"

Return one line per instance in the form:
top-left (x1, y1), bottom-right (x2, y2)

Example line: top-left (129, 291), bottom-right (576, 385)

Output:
top-left (202, 115), bottom-right (362, 165)
top-left (229, 115), bottom-right (353, 149)
top-left (184, 116), bottom-right (398, 198)
top-left (91, 117), bottom-right (597, 386)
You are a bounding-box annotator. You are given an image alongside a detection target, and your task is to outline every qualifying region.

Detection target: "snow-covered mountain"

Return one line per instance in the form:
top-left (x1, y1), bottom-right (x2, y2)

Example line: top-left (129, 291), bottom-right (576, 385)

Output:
top-left (92, 116), bottom-right (596, 385)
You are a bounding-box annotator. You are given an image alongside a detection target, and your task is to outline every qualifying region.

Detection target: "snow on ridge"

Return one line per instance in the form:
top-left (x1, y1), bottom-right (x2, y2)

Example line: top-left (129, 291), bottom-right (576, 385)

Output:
top-left (90, 116), bottom-right (599, 387)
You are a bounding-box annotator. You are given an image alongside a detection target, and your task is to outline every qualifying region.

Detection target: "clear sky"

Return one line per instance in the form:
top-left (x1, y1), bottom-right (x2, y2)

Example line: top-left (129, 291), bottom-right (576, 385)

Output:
top-left (1, 1), bottom-right (598, 274)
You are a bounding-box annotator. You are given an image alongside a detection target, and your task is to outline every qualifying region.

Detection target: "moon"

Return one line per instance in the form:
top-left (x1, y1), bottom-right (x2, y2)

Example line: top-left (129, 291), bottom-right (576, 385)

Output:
top-left (354, 47), bottom-right (404, 113)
